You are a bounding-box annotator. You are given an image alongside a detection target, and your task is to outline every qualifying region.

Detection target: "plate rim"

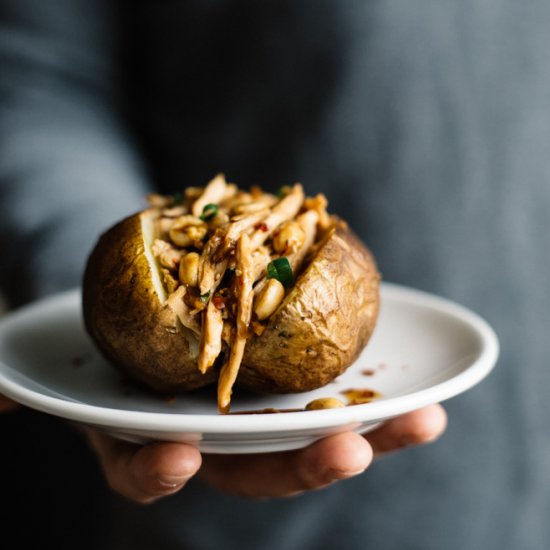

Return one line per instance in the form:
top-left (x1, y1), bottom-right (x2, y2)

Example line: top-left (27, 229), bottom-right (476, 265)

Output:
top-left (0, 282), bottom-right (500, 435)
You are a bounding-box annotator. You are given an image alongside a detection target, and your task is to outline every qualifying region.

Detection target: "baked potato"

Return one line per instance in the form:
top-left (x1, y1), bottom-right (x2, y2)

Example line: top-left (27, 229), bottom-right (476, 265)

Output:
top-left (83, 175), bottom-right (380, 413)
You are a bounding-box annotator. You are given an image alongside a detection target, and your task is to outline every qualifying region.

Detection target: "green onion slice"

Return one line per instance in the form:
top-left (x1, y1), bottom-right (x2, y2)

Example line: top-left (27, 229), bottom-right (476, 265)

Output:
top-left (200, 203), bottom-right (218, 221)
top-left (267, 257), bottom-right (294, 288)
top-left (199, 291), bottom-right (211, 303)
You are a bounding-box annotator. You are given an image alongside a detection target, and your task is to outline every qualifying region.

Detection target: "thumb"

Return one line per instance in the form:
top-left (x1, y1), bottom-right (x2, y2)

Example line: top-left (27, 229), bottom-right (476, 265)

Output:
top-left (85, 428), bottom-right (202, 504)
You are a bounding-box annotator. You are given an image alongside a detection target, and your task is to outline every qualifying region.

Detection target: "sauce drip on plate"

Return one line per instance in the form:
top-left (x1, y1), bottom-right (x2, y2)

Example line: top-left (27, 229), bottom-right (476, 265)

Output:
top-left (341, 388), bottom-right (382, 405)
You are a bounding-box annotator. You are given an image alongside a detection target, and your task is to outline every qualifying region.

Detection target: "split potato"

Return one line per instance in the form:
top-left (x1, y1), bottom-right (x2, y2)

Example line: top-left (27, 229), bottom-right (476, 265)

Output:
top-left (82, 175), bottom-right (380, 413)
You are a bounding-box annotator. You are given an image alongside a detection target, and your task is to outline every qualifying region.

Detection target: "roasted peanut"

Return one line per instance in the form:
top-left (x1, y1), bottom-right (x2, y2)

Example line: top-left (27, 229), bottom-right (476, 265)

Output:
top-left (272, 221), bottom-right (306, 253)
top-left (210, 210), bottom-right (230, 227)
top-left (304, 193), bottom-right (332, 230)
top-left (305, 397), bottom-right (345, 410)
top-left (179, 252), bottom-right (200, 287)
top-left (169, 216), bottom-right (207, 247)
top-left (253, 278), bottom-right (285, 320)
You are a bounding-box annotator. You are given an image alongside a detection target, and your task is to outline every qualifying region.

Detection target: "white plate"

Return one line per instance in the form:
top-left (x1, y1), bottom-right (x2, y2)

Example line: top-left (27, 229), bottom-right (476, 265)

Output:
top-left (0, 283), bottom-right (498, 454)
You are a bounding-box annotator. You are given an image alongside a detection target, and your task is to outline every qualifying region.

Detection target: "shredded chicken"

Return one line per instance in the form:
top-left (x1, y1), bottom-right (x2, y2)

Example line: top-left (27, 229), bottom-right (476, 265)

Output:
top-left (198, 228), bottom-right (227, 295)
top-left (251, 246), bottom-right (272, 282)
top-left (288, 209), bottom-right (319, 271)
top-left (152, 239), bottom-right (185, 269)
top-left (223, 210), bottom-right (270, 251)
top-left (192, 173), bottom-right (231, 217)
top-left (165, 287), bottom-right (201, 336)
top-left (151, 178), bottom-right (337, 413)
top-left (198, 299), bottom-right (224, 373)
top-left (217, 233), bottom-right (254, 413)
top-left (248, 184), bottom-right (305, 249)
top-left (304, 193), bottom-right (332, 231)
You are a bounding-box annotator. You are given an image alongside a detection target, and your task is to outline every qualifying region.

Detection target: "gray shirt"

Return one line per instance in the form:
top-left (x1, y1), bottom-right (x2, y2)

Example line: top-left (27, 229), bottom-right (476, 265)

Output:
top-left (1, 1), bottom-right (549, 549)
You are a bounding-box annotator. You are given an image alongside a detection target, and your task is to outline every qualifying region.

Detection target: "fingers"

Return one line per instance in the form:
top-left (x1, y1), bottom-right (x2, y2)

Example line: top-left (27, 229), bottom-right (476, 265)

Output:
top-left (200, 431), bottom-right (373, 499)
top-left (366, 404), bottom-right (448, 457)
top-left (0, 394), bottom-right (19, 413)
top-left (85, 429), bottom-right (202, 504)
top-left (81, 405), bottom-right (446, 503)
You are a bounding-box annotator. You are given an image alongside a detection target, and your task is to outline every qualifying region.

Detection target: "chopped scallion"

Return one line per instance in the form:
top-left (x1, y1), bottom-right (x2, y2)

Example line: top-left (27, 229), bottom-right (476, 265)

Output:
top-left (200, 203), bottom-right (218, 221)
top-left (267, 257), bottom-right (294, 288)
top-left (199, 291), bottom-right (211, 303)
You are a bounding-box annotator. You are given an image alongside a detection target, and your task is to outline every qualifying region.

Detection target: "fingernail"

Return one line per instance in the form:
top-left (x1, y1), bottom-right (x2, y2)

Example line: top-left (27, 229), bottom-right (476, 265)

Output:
top-left (345, 468), bottom-right (367, 478)
top-left (336, 468), bottom-right (367, 480)
top-left (158, 474), bottom-right (193, 488)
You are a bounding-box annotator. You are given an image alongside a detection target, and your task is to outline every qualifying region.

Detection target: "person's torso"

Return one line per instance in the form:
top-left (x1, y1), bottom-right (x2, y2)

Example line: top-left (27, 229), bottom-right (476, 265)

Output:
top-left (110, 2), bottom-right (550, 549)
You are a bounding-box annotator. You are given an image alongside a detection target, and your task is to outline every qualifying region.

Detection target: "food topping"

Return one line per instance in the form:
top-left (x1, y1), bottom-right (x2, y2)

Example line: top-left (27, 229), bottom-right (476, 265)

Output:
top-left (305, 397), bottom-right (346, 410)
top-left (147, 173), bottom-right (336, 413)
top-left (200, 203), bottom-right (219, 222)
top-left (266, 257), bottom-right (294, 288)
top-left (198, 299), bottom-right (224, 374)
top-left (178, 252), bottom-right (200, 287)
top-left (217, 233), bottom-right (255, 414)
top-left (253, 278), bottom-right (285, 321)
top-left (340, 388), bottom-right (382, 405)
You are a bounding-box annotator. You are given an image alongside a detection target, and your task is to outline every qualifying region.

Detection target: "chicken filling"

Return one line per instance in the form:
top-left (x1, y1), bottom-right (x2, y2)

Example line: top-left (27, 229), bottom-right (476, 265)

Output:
top-left (148, 174), bottom-right (337, 413)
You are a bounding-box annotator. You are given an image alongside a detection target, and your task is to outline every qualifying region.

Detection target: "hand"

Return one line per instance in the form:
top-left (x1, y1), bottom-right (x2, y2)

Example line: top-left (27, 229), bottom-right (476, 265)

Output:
top-left (85, 404), bottom-right (447, 504)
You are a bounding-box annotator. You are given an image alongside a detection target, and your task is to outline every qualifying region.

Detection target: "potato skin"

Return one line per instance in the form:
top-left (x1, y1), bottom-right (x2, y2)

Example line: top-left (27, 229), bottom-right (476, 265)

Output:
top-left (238, 225), bottom-right (380, 393)
top-left (82, 211), bottom-right (217, 393)
top-left (83, 214), bottom-right (380, 396)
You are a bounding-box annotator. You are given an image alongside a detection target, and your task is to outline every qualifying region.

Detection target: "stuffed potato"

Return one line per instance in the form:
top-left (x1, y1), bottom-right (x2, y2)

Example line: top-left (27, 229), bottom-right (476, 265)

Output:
top-left (83, 175), bottom-right (380, 413)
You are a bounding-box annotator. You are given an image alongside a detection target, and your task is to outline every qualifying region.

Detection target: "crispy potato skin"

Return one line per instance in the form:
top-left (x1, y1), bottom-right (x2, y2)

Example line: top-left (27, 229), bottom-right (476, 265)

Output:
top-left (238, 225), bottom-right (380, 393)
top-left (82, 212), bottom-right (217, 393)
top-left (83, 214), bottom-right (380, 396)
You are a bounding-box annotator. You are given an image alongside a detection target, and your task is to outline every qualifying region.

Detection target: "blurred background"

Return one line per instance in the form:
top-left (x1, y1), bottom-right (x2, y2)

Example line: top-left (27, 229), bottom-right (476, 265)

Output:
top-left (1, 1), bottom-right (549, 549)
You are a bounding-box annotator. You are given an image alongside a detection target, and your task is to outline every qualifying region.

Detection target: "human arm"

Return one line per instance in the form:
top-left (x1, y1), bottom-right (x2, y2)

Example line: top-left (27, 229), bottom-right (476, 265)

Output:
top-left (0, 0), bottom-right (148, 306)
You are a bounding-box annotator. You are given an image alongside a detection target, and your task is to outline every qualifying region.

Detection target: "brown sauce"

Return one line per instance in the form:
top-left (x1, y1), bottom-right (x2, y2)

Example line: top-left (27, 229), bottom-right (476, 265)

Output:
top-left (340, 388), bottom-right (382, 405)
top-left (230, 407), bottom-right (303, 415)
top-left (361, 369), bottom-right (376, 376)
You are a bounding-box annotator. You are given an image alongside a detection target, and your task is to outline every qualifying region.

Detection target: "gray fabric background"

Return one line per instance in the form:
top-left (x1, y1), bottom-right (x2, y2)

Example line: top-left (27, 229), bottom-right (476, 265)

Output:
top-left (1, 1), bottom-right (549, 548)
